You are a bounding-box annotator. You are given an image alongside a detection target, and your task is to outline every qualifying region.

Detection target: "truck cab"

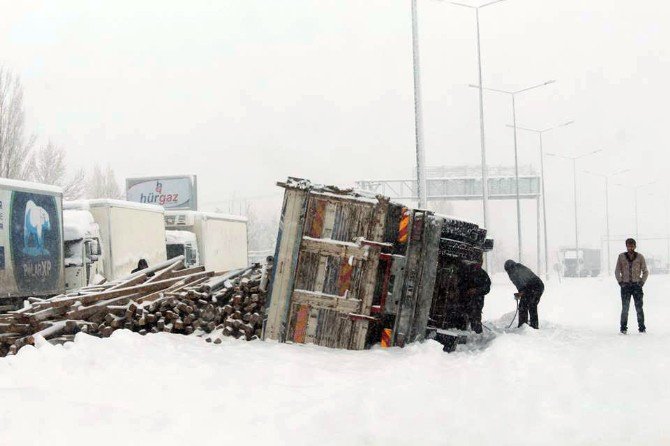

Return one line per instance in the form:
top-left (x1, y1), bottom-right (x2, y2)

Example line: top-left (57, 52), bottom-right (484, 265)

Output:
top-left (164, 210), bottom-right (248, 271)
top-left (63, 204), bottom-right (104, 291)
top-left (165, 229), bottom-right (199, 268)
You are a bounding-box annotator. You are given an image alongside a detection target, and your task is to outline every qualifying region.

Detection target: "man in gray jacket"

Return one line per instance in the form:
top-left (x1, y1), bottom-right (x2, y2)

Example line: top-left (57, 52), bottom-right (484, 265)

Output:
top-left (615, 238), bottom-right (649, 334)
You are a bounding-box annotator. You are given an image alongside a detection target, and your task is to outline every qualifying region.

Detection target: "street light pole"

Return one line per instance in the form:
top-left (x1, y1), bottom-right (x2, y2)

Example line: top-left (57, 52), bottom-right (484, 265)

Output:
top-left (512, 120), bottom-right (574, 278)
top-left (605, 175), bottom-right (610, 272)
top-left (411, 0), bottom-right (427, 209)
top-left (510, 95), bottom-right (524, 264)
top-left (471, 80), bottom-right (556, 262)
top-left (475, 7), bottom-right (488, 233)
top-left (632, 181), bottom-right (657, 240)
top-left (582, 168), bottom-right (629, 274)
top-left (546, 148), bottom-right (602, 276)
top-left (572, 158), bottom-right (579, 275)
top-left (450, 0), bottom-right (507, 271)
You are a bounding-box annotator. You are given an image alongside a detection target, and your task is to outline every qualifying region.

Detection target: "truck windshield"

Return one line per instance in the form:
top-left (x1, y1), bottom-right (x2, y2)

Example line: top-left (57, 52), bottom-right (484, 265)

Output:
top-left (64, 240), bottom-right (84, 266)
top-left (167, 244), bottom-right (185, 260)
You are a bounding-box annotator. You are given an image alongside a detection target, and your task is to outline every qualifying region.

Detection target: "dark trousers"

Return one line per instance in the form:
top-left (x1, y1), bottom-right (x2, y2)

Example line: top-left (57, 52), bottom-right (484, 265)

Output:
top-left (519, 283), bottom-right (544, 329)
top-left (468, 295), bottom-right (485, 334)
top-left (620, 283), bottom-right (645, 331)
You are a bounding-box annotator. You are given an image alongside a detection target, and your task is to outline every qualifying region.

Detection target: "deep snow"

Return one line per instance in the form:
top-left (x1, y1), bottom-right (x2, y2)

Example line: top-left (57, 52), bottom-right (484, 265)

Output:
top-left (1, 275), bottom-right (669, 445)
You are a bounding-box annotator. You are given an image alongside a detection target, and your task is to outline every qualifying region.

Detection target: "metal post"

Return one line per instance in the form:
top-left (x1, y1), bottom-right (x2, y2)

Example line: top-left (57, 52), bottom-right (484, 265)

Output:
top-left (634, 189), bottom-right (639, 239)
top-left (605, 176), bottom-right (611, 274)
top-left (538, 133), bottom-right (549, 278)
top-left (475, 8), bottom-right (490, 272)
top-left (573, 158), bottom-right (579, 276)
top-left (535, 196), bottom-right (542, 274)
top-left (511, 95), bottom-right (522, 262)
top-left (411, 0), bottom-right (427, 209)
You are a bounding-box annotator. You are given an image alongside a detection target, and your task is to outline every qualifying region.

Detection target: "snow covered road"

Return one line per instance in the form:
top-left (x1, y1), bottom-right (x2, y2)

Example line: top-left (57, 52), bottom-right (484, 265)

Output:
top-left (1, 275), bottom-right (669, 445)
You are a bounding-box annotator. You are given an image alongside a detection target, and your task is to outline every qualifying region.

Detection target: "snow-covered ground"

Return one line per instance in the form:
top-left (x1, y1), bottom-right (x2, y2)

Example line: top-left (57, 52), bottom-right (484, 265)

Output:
top-left (2, 275), bottom-right (669, 445)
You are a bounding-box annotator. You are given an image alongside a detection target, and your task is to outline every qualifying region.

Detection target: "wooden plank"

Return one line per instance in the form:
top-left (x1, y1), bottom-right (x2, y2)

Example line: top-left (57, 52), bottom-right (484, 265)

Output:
top-left (137, 273), bottom-right (212, 304)
top-left (300, 237), bottom-right (369, 260)
top-left (165, 265), bottom-right (206, 280)
top-left (322, 201), bottom-right (337, 239)
top-left (50, 276), bottom-right (186, 308)
top-left (292, 304), bottom-right (309, 343)
top-left (265, 189), bottom-right (308, 341)
top-left (15, 321), bottom-right (67, 348)
top-left (107, 273), bottom-right (149, 291)
top-left (291, 289), bottom-right (360, 313)
top-left (0, 323), bottom-right (31, 335)
top-left (66, 294), bottom-right (140, 320)
top-left (308, 199), bottom-right (327, 238)
top-left (141, 262), bottom-right (179, 284)
top-left (304, 307), bottom-right (319, 344)
top-left (337, 259), bottom-right (354, 296)
top-left (28, 305), bottom-right (70, 323)
top-left (313, 254), bottom-right (329, 293)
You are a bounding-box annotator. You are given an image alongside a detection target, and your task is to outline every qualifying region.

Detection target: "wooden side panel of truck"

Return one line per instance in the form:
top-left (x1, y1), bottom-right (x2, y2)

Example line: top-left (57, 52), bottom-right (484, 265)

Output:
top-left (265, 185), bottom-right (387, 349)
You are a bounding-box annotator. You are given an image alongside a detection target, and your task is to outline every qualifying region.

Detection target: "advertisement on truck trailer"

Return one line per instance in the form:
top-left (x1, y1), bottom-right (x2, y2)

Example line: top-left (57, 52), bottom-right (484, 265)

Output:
top-left (0, 179), bottom-right (64, 301)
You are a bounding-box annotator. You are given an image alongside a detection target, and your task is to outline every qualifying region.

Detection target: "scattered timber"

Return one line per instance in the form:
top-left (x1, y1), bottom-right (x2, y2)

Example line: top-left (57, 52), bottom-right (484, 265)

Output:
top-left (0, 256), bottom-right (272, 357)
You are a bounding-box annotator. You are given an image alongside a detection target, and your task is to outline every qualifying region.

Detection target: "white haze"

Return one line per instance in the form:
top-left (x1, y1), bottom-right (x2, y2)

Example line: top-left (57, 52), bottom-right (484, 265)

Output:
top-left (1, 0), bottom-right (669, 268)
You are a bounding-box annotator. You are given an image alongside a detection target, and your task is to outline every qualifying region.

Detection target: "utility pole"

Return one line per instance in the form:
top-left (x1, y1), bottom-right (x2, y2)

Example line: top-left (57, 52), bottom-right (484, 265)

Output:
top-left (513, 120), bottom-right (574, 278)
top-left (411, 0), bottom-right (427, 209)
top-left (471, 80), bottom-right (556, 262)
top-left (451, 0), bottom-right (507, 271)
top-left (546, 148), bottom-right (602, 276)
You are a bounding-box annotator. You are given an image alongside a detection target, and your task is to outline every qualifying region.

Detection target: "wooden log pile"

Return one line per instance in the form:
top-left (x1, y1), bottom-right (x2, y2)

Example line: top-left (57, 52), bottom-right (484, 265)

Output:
top-left (0, 256), bottom-right (272, 357)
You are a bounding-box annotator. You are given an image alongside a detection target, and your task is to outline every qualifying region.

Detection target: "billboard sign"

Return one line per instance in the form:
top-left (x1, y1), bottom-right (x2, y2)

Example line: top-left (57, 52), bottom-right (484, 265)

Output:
top-left (126, 175), bottom-right (197, 210)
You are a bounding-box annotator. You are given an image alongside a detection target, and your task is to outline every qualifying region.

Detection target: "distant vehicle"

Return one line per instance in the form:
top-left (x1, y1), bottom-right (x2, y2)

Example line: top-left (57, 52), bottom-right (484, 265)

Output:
top-left (0, 178), bottom-right (64, 310)
top-left (63, 202), bottom-right (104, 291)
top-left (561, 248), bottom-right (601, 277)
top-left (164, 210), bottom-right (248, 271)
top-left (77, 199), bottom-right (167, 281)
top-left (647, 257), bottom-right (669, 274)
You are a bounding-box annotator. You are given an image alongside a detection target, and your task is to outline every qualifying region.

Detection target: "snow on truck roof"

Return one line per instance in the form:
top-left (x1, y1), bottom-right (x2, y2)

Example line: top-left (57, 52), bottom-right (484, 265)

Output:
top-left (166, 229), bottom-right (197, 244)
top-left (65, 199), bottom-right (164, 213)
top-left (165, 210), bottom-right (247, 223)
top-left (0, 177), bottom-right (63, 195)
top-left (63, 209), bottom-right (99, 241)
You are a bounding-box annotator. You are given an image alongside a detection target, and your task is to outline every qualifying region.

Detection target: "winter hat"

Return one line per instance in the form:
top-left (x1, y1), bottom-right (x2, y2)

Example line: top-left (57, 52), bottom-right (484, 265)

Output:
top-left (504, 259), bottom-right (516, 271)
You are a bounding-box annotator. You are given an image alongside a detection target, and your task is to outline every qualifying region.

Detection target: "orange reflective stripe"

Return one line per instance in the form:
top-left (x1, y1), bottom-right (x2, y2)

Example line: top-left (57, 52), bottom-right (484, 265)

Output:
top-left (309, 200), bottom-right (327, 238)
top-left (293, 304), bottom-right (310, 343)
top-left (397, 208), bottom-right (410, 243)
top-left (381, 328), bottom-right (392, 348)
top-left (338, 259), bottom-right (354, 296)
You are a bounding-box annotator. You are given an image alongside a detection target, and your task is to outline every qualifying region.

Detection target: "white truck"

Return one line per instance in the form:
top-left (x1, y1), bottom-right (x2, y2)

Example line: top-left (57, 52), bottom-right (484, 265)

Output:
top-left (63, 202), bottom-right (104, 291)
top-left (71, 199), bottom-right (167, 282)
top-left (0, 178), bottom-right (64, 310)
top-left (164, 210), bottom-right (248, 271)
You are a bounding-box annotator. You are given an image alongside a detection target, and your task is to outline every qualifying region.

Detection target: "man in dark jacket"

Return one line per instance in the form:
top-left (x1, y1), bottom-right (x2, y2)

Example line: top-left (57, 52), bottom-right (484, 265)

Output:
top-left (459, 258), bottom-right (491, 334)
top-left (504, 259), bottom-right (544, 329)
top-left (131, 259), bottom-right (155, 277)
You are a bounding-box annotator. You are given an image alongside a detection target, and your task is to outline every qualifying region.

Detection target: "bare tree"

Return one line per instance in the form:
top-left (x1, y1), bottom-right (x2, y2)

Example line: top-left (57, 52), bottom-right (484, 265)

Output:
top-left (0, 67), bottom-right (34, 179)
top-left (244, 203), bottom-right (278, 252)
top-left (29, 140), bottom-right (86, 199)
top-left (85, 164), bottom-right (123, 199)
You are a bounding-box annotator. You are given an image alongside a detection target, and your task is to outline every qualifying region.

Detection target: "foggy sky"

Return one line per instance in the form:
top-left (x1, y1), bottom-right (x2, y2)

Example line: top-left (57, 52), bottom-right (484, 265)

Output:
top-left (1, 0), bottom-right (669, 265)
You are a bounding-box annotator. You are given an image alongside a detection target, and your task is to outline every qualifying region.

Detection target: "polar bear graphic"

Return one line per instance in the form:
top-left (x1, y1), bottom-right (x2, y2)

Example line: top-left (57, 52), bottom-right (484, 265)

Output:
top-left (23, 200), bottom-right (51, 255)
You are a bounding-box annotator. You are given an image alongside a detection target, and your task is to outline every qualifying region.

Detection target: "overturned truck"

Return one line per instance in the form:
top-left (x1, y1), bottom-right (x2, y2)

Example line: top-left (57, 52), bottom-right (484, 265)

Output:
top-left (263, 178), bottom-right (493, 350)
